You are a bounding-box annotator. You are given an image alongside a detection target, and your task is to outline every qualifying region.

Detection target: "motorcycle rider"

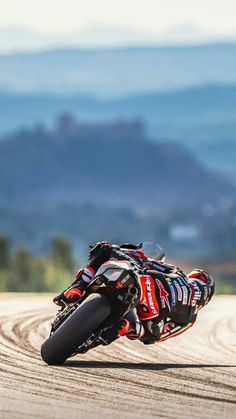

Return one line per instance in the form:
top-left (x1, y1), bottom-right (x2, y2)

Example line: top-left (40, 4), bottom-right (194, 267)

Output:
top-left (54, 241), bottom-right (215, 345)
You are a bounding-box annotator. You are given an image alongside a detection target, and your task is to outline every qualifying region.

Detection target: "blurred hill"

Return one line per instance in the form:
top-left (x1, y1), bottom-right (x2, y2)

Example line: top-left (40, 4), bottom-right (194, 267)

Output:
top-left (1, 42), bottom-right (235, 259)
top-left (2, 83), bottom-right (236, 138)
top-left (2, 83), bottom-right (236, 183)
top-left (0, 116), bottom-right (235, 258)
top-left (1, 43), bottom-right (236, 97)
top-left (0, 116), bottom-right (234, 212)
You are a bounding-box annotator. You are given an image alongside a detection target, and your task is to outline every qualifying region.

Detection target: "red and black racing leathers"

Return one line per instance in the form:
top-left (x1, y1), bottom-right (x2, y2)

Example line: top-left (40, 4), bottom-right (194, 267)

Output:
top-left (54, 242), bottom-right (215, 344)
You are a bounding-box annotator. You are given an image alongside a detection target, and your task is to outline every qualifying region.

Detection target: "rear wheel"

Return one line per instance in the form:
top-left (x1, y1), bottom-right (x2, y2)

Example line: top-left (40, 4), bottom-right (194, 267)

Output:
top-left (41, 293), bottom-right (111, 365)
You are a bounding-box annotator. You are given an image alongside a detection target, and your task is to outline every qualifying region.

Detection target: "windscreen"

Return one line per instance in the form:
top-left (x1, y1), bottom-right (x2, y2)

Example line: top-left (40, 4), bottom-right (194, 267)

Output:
top-left (141, 241), bottom-right (165, 261)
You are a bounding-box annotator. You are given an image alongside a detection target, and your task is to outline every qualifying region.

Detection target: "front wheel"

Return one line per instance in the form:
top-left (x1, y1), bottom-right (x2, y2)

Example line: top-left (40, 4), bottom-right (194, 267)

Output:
top-left (41, 293), bottom-right (111, 365)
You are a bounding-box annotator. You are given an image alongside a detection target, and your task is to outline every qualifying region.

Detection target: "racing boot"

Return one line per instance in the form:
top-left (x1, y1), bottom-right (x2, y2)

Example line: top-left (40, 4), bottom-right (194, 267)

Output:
top-left (99, 319), bottom-right (144, 345)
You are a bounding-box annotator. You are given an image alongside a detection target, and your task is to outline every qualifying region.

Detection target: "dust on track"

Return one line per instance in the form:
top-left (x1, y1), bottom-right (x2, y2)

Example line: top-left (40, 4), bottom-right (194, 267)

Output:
top-left (0, 295), bottom-right (235, 418)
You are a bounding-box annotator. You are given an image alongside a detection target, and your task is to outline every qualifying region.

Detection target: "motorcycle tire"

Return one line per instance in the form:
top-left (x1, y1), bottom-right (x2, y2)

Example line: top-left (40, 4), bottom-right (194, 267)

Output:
top-left (41, 293), bottom-right (111, 365)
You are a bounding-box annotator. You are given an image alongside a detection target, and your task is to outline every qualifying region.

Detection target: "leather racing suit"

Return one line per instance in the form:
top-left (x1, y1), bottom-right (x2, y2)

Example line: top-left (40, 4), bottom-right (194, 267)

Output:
top-left (54, 242), bottom-right (215, 345)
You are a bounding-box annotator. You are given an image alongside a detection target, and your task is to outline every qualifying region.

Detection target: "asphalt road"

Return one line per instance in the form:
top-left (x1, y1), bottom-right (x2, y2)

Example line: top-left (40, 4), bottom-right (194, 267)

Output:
top-left (0, 295), bottom-right (235, 418)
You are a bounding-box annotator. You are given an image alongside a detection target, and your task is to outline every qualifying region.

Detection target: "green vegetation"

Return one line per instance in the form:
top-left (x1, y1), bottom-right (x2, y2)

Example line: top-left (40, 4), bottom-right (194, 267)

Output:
top-left (0, 233), bottom-right (235, 294)
top-left (215, 279), bottom-right (236, 295)
top-left (0, 234), bottom-right (76, 293)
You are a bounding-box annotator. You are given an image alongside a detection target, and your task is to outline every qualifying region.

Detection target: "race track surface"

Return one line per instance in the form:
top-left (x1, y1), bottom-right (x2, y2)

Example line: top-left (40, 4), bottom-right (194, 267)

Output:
top-left (0, 295), bottom-right (235, 418)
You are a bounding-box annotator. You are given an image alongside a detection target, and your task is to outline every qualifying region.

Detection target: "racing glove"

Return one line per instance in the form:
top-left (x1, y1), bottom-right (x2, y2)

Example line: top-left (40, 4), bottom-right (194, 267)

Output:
top-left (88, 241), bottom-right (114, 270)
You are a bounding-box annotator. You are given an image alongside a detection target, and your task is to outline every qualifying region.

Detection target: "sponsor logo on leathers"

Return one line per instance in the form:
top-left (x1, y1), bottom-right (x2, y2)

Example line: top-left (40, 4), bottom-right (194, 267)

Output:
top-left (156, 279), bottom-right (171, 311)
top-left (146, 277), bottom-right (158, 315)
top-left (182, 286), bottom-right (188, 305)
top-left (174, 281), bottom-right (182, 301)
top-left (169, 283), bottom-right (177, 307)
top-left (137, 275), bottom-right (160, 320)
top-left (189, 281), bottom-right (202, 306)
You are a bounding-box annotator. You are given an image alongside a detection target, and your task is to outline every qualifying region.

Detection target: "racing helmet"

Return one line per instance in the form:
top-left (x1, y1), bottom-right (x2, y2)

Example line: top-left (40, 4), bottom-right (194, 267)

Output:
top-left (187, 269), bottom-right (215, 306)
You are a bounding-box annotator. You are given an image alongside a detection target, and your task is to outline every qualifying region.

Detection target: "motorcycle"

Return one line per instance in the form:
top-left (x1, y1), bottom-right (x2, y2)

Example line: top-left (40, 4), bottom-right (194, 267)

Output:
top-left (41, 241), bottom-right (165, 365)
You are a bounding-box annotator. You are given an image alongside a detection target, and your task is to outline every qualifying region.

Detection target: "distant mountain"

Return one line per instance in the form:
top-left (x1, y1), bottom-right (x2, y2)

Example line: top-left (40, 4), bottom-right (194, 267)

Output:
top-left (0, 84), bottom-right (236, 135)
top-left (1, 82), bottom-right (236, 143)
top-left (0, 26), bottom-right (50, 53)
top-left (0, 118), bottom-right (235, 258)
top-left (1, 82), bottom-right (236, 185)
top-left (1, 83), bottom-right (236, 184)
top-left (1, 43), bottom-right (236, 97)
top-left (192, 139), bottom-right (236, 182)
top-left (0, 24), bottom-right (233, 53)
top-left (0, 117), bottom-right (234, 214)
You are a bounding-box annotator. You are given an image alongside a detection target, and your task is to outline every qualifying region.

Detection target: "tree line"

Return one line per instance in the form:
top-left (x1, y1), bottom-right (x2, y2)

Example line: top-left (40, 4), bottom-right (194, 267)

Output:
top-left (0, 235), bottom-right (76, 292)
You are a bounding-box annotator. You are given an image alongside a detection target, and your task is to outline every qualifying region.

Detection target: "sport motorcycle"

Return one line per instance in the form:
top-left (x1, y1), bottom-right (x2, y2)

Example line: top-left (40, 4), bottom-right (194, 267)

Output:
top-left (41, 242), bottom-right (165, 365)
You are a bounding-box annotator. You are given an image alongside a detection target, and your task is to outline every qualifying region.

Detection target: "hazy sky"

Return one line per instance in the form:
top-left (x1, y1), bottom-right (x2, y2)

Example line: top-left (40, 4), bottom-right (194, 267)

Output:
top-left (1, 0), bottom-right (236, 35)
